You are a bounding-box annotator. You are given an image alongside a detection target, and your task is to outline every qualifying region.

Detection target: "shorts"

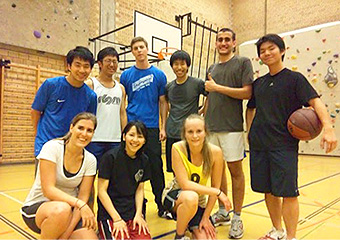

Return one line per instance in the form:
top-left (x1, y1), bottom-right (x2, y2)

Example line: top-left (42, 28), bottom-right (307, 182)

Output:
top-left (165, 138), bottom-right (181, 172)
top-left (208, 132), bottom-right (245, 162)
top-left (250, 149), bottom-right (299, 197)
top-left (21, 201), bottom-right (83, 234)
top-left (162, 189), bottom-right (214, 231)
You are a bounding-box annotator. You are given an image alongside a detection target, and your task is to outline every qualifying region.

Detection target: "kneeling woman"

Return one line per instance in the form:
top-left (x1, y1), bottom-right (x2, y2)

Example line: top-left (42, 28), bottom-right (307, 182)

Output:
top-left (21, 112), bottom-right (98, 239)
top-left (97, 121), bottom-right (151, 240)
top-left (163, 114), bottom-right (232, 239)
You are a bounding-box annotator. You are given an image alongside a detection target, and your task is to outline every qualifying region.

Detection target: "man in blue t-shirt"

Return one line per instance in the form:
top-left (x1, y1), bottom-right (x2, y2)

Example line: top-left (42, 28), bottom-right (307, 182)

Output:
top-left (31, 46), bottom-right (97, 169)
top-left (120, 37), bottom-right (169, 219)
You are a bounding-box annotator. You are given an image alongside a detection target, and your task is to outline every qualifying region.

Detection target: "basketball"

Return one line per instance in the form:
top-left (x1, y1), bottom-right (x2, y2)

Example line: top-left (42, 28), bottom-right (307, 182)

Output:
top-left (287, 108), bottom-right (322, 140)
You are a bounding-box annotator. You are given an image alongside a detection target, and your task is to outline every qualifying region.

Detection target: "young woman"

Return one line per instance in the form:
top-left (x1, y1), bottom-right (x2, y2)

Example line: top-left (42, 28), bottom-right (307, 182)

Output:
top-left (97, 121), bottom-right (151, 240)
top-left (162, 114), bottom-right (232, 240)
top-left (21, 112), bottom-right (98, 239)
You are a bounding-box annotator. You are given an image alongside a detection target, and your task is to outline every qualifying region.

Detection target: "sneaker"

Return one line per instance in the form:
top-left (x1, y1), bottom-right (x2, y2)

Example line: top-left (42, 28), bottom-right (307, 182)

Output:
top-left (158, 210), bottom-right (173, 220)
top-left (211, 211), bottom-right (231, 226)
top-left (258, 227), bottom-right (287, 240)
top-left (175, 236), bottom-right (190, 240)
top-left (229, 218), bottom-right (244, 239)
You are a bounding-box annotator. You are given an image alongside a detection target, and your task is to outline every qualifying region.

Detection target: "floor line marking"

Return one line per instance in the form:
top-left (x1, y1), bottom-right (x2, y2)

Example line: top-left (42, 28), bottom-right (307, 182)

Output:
top-left (0, 192), bottom-right (23, 205)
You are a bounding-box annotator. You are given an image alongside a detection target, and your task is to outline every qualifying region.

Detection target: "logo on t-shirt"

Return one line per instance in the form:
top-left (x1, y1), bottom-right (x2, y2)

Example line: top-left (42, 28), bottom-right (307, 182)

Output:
top-left (132, 74), bottom-right (154, 92)
top-left (135, 169), bottom-right (144, 182)
top-left (98, 94), bottom-right (121, 105)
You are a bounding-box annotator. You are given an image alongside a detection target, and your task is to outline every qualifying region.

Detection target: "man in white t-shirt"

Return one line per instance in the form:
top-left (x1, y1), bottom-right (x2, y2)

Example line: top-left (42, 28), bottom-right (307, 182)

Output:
top-left (85, 47), bottom-right (127, 163)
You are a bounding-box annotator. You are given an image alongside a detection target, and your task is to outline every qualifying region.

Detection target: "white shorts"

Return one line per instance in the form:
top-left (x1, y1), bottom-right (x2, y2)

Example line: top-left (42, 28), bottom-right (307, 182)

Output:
top-left (208, 132), bottom-right (245, 162)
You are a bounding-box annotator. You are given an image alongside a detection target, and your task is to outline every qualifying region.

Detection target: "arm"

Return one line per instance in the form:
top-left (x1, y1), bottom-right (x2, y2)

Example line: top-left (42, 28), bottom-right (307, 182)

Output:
top-left (84, 79), bottom-right (94, 90)
top-left (246, 107), bottom-right (256, 134)
top-left (31, 109), bottom-right (41, 136)
top-left (198, 96), bottom-right (208, 116)
top-left (133, 183), bottom-right (149, 235)
top-left (120, 84), bottom-right (127, 132)
top-left (308, 98), bottom-right (338, 153)
top-left (159, 95), bottom-right (168, 141)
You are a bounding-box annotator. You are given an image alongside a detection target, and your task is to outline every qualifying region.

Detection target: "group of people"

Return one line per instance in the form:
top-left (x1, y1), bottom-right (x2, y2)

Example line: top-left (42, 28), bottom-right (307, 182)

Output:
top-left (20, 27), bottom-right (337, 240)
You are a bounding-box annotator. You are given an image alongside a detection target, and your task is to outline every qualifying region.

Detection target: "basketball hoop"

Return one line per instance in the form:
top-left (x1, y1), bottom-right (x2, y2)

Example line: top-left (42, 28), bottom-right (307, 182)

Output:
top-left (157, 47), bottom-right (179, 60)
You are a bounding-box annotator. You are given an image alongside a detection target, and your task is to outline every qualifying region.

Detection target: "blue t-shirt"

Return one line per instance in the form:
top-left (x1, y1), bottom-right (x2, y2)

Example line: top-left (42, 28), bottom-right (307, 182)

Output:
top-left (120, 65), bottom-right (167, 128)
top-left (32, 76), bottom-right (97, 156)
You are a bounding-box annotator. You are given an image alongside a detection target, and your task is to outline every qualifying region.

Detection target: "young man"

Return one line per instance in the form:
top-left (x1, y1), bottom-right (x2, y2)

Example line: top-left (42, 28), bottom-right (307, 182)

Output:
top-left (246, 34), bottom-right (337, 240)
top-left (204, 28), bottom-right (253, 239)
top-left (165, 50), bottom-right (207, 173)
top-left (120, 37), bottom-right (169, 218)
top-left (85, 47), bottom-right (127, 162)
top-left (31, 46), bottom-right (97, 165)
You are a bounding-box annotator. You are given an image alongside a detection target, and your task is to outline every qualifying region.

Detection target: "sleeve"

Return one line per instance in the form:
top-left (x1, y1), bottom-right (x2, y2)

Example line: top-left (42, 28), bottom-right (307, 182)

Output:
top-left (205, 65), bottom-right (214, 80)
top-left (295, 73), bottom-right (319, 106)
top-left (158, 71), bottom-right (167, 96)
top-left (36, 140), bottom-right (59, 163)
top-left (247, 80), bottom-right (257, 109)
top-left (164, 83), bottom-right (169, 101)
top-left (84, 152), bottom-right (97, 176)
top-left (87, 91), bottom-right (97, 115)
top-left (241, 58), bottom-right (254, 86)
top-left (141, 154), bottom-right (151, 182)
top-left (120, 71), bottom-right (127, 88)
top-left (98, 151), bottom-right (114, 180)
top-left (31, 79), bottom-right (51, 111)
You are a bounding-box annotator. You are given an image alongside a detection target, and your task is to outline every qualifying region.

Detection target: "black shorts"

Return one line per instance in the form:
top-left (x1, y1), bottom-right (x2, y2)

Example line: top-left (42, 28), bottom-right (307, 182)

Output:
top-left (250, 149), bottom-right (299, 197)
top-left (21, 201), bottom-right (83, 234)
top-left (163, 189), bottom-right (214, 231)
top-left (165, 138), bottom-right (181, 173)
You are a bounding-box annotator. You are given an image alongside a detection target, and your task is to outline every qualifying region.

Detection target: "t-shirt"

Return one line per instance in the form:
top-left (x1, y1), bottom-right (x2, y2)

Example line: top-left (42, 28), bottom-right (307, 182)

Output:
top-left (165, 77), bottom-right (207, 138)
top-left (23, 139), bottom-right (97, 207)
top-left (32, 76), bottom-right (97, 156)
top-left (205, 55), bottom-right (253, 132)
top-left (97, 145), bottom-right (151, 221)
top-left (120, 65), bottom-right (167, 128)
top-left (247, 68), bottom-right (319, 151)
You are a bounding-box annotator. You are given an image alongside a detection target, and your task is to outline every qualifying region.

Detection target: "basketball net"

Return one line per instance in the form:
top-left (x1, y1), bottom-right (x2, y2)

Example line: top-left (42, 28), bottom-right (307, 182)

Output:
top-left (157, 47), bottom-right (178, 61)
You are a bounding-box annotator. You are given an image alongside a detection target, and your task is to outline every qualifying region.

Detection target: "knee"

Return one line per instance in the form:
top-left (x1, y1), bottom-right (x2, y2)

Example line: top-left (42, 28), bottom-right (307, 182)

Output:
top-left (181, 191), bottom-right (199, 208)
top-left (49, 202), bottom-right (72, 222)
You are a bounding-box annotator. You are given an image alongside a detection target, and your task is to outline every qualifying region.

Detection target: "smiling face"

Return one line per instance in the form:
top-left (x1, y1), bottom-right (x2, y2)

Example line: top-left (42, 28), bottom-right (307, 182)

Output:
top-left (172, 59), bottom-right (188, 79)
top-left (184, 118), bottom-right (206, 149)
top-left (215, 31), bottom-right (236, 56)
top-left (259, 41), bottom-right (285, 67)
top-left (67, 57), bottom-right (92, 83)
top-left (98, 55), bottom-right (118, 77)
top-left (69, 119), bottom-right (95, 148)
top-left (123, 126), bottom-right (146, 157)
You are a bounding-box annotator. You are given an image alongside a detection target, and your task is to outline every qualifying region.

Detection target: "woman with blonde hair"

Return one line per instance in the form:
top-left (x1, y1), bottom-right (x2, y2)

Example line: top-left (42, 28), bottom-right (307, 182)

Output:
top-left (21, 112), bottom-right (98, 239)
top-left (162, 114), bottom-right (232, 239)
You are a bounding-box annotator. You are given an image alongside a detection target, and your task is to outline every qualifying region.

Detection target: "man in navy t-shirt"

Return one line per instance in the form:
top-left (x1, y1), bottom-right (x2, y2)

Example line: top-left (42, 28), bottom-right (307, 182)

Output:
top-left (31, 46), bottom-right (97, 169)
top-left (120, 37), bottom-right (169, 219)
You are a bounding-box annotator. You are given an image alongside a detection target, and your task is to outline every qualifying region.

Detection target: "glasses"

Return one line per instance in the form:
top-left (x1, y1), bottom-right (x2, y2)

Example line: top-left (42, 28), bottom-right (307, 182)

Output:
top-left (103, 59), bottom-right (118, 65)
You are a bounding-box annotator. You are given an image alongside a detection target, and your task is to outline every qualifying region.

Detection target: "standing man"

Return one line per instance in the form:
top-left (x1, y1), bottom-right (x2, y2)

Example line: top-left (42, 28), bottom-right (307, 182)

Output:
top-left (246, 34), bottom-right (337, 240)
top-left (165, 50), bottom-right (207, 173)
top-left (85, 47), bottom-right (127, 163)
top-left (120, 37), bottom-right (169, 218)
top-left (31, 46), bottom-right (97, 167)
top-left (204, 28), bottom-right (253, 239)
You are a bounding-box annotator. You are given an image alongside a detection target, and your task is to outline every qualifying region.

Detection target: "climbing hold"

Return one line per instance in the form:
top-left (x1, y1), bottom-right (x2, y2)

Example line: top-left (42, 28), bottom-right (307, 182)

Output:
top-left (312, 62), bottom-right (316, 66)
top-left (315, 29), bottom-right (321, 33)
top-left (317, 56), bottom-right (322, 61)
top-left (324, 66), bottom-right (338, 88)
top-left (292, 66), bottom-right (298, 71)
top-left (296, 49), bottom-right (300, 53)
top-left (311, 77), bottom-right (317, 83)
top-left (47, 35), bottom-right (51, 39)
top-left (334, 53), bottom-right (339, 58)
top-left (307, 47), bottom-right (310, 51)
top-left (335, 103), bottom-right (340, 108)
top-left (259, 60), bottom-right (263, 65)
top-left (291, 55), bottom-right (297, 60)
top-left (33, 30), bottom-right (41, 38)
top-left (307, 68), bottom-right (311, 72)
top-left (322, 50), bottom-right (327, 54)
top-left (328, 60), bottom-right (333, 64)
top-left (290, 34), bottom-right (295, 38)
top-left (11, 3), bottom-right (16, 8)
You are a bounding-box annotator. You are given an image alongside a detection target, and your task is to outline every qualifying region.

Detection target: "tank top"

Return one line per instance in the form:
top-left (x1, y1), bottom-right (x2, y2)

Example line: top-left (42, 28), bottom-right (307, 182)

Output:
top-left (91, 77), bottom-right (122, 142)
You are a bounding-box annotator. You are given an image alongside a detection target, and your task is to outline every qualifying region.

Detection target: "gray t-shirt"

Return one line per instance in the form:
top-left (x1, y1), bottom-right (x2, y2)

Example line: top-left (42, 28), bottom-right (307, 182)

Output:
top-left (205, 55), bottom-right (253, 132)
top-left (165, 76), bottom-right (206, 138)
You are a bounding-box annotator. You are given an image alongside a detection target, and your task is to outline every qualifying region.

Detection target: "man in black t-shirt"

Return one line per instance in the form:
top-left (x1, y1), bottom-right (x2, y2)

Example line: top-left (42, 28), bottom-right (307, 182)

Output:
top-left (246, 34), bottom-right (337, 240)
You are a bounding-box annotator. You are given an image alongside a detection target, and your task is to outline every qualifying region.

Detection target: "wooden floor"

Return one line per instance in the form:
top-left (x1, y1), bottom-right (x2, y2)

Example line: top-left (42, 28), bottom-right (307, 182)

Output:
top-left (1, 154), bottom-right (340, 239)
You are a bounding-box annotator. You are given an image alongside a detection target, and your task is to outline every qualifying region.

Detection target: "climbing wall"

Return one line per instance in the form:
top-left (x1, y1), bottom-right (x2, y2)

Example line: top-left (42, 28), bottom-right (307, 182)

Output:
top-left (240, 21), bottom-right (340, 156)
top-left (0, 0), bottom-right (90, 55)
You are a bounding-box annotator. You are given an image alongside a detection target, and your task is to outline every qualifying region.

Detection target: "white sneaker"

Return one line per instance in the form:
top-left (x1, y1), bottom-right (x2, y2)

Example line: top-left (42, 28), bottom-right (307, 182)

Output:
top-left (258, 227), bottom-right (287, 240)
top-left (229, 218), bottom-right (244, 239)
top-left (211, 211), bottom-right (231, 226)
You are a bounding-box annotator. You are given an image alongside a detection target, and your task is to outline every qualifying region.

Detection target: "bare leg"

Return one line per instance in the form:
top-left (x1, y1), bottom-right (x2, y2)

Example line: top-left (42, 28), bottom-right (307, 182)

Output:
top-left (35, 201), bottom-right (72, 239)
top-left (192, 228), bottom-right (209, 240)
top-left (227, 160), bottom-right (245, 214)
top-left (69, 228), bottom-right (98, 239)
top-left (265, 193), bottom-right (283, 231)
top-left (282, 197), bottom-right (299, 240)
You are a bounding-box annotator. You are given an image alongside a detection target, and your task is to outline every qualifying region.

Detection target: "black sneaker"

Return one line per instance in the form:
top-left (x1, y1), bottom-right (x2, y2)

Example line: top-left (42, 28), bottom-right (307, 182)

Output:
top-left (158, 210), bottom-right (173, 220)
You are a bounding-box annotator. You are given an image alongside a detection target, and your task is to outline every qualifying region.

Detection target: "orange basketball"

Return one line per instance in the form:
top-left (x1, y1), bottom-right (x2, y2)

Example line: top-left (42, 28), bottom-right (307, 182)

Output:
top-left (287, 108), bottom-right (322, 140)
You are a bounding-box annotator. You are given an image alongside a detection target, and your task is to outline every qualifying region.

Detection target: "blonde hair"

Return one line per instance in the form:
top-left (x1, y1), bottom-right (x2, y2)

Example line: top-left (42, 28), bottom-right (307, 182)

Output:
top-left (181, 114), bottom-right (212, 176)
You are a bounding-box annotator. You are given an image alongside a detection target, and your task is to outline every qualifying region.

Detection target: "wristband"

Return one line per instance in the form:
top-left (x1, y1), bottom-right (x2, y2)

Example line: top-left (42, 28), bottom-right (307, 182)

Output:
top-left (74, 199), bottom-right (79, 208)
top-left (79, 202), bottom-right (87, 210)
top-left (217, 189), bottom-right (222, 197)
top-left (113, 219), bottom-right (123, 224)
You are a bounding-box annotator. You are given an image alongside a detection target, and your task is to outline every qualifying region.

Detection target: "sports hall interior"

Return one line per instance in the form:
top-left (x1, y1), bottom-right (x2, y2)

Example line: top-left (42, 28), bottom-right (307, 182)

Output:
top-left (0, 0), bottom-right (339, 239)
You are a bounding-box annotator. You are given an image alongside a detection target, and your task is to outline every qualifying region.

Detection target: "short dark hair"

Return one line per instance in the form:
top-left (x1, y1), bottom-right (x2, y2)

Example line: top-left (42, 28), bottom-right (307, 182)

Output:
top-left (66, 46), bottom-right (95, 68)
top-left (170, 50), bottom-right (191, 67)
top-left (256, 34), bottom-right (286, 61)
top-left (97, 47), bottom-right (119, 62)
top-left (217, 28), bottom-right (236, 41)
top-left (130, 36), bottom-right (148, 49)
top-left (121, 120), bottom-right (148, 156)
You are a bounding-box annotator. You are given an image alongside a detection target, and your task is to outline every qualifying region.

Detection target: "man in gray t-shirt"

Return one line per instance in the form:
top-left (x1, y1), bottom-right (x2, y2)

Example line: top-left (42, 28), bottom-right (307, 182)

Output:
top-left (204, 28), bottom-right (253, 239)
top-left (165, 50), bottom-right (207, 172)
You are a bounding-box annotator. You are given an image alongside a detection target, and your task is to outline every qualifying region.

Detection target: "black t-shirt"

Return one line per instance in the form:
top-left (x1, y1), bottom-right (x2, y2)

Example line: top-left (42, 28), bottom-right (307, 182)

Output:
top-left (247, 68), bottom-right (319, 151)
top-left (97, 145), bottom-right (150, 221)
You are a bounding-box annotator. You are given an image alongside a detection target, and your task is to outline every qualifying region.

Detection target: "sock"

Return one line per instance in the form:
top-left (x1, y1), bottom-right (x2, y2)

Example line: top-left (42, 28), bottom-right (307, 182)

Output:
top-left (233, 212), bottom-right (241, 220)
top-left (175, 232), bottom-right (185, 239)
top-left (218, 203), bottom-right (228, 216)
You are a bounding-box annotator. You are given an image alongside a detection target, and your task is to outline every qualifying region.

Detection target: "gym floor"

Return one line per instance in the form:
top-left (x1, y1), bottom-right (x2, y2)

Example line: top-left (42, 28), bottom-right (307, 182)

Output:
top-left (1, 154), bottom-right (340, 239)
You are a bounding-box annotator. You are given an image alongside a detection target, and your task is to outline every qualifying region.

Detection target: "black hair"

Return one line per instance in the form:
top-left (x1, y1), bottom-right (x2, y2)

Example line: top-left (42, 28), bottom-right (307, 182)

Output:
top-left (170, 50), bottom-right (191, 67)
top-left (217, 28), bottom-right (236, 41)
top-left (97, 47), bottom-right (119, 62)
top-left (121, 120), bottom-right (148, 156)
top-left (66, 46), bottom-right (95, 68)
top-left (255, 34), bottom-right (286, 61)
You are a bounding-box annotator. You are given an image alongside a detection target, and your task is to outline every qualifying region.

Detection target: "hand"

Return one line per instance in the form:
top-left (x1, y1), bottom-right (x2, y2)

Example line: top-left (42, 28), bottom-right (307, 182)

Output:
top-left (133, 214), bottom-right (149, 235)
top-left (199, 216), bottom-right (216, 239)
top-left (159, 128), bottom-right (166, 141)
top-left (205, 74), bottom-right (218, 92)
top-left (112, 220), bottom-right (130, 240)
top-left (320, 127), bottom-right (338, 153)
top-left (218, 192), bottom-right (232, 211)
top-left (78, 203), bottom-right (96, 230)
